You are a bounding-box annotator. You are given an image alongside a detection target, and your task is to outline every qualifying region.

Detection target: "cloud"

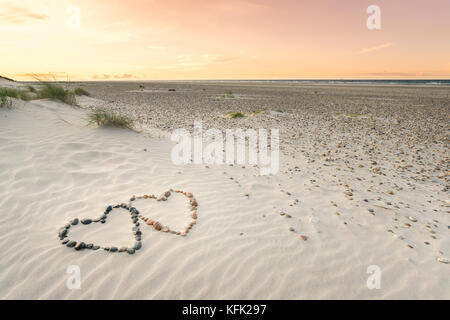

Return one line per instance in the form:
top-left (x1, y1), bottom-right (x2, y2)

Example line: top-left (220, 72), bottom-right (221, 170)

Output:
top-left (0, 5), bottom-right (47, 24)
top-left (92, 74), bottom-right (132, 79)
top-left (357, 42), bottom-right (393, 54)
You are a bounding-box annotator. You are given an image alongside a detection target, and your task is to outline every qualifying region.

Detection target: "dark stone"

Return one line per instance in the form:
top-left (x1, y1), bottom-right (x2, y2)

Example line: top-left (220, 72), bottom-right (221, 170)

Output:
top-left (86, 243), bottom-right (93, 249)
top-left (59, 229), bottom-right (68, 237)
top-left (101, 214), bottom-right (107, 219)
top-left (62, 239), bottom-right (69, 245)
top-left (132, 226), bottom-right (139, 232)
top-left (126, 248), bottom-right (135, 254)
top-left (134, 241), bottom-right (142, 250)
top-left (81, 219), bottom-right (92, 225)
top-left (135, 235), bottom-right (141, 241)
top-left (100, 219), bottom-right (106, 224)
top-left (106, 205), bottom-right (113, 212)
top-left (104, 247), bottom-right (110, 251)
top-left (135, 222), bottom-right (140, 227)
top-left (74, 242), bottom-right (85, 250)
top-left (71, 218), bottom-right (79, 225)
top-left (92, 245), bottom-right (100, 250)
top-left (66, 241), bottom-right (76, 247)
top-left (110, 247), bottom-right (118, 252)
top-left (64, 224), bottom-right (71, 229)
top-left (134, 230), bottom-right (141, 235)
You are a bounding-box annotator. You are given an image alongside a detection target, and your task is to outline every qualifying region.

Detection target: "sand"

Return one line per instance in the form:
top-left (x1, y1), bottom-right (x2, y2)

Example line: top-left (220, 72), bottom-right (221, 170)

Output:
top-left (0, 82), bottom-right (448, 299)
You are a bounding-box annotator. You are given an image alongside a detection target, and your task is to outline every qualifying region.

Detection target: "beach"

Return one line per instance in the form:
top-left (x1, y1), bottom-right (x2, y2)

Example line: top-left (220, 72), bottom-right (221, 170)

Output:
top-left (0, 81), bottom-right (449, 299)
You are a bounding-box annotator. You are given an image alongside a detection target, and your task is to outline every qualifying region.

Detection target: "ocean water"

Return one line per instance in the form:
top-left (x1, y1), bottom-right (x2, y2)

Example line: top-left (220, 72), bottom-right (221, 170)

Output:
top-left (206, 79), bottom-right (450, 85)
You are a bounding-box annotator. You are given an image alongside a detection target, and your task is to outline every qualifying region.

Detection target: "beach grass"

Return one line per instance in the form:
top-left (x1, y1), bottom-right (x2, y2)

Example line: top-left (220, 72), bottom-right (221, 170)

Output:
top-left (0, 87), bottom-right (32, 101)
top-left (88, 108), bottom-right (134, 129)
top-left (0, 95), bottom-right (12, 108)
top-left (74, 87), bottom-right (90, 96)
top-left (37, 82), bottom-right (76, 105)
top-left (225, 111), bottom-right (244, 118)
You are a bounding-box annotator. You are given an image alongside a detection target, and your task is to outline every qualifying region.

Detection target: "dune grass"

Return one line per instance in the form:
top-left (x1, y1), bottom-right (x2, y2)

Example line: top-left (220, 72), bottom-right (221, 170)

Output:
top-left (225, 111), bottom-right (245, 119)
top-left (0, 87), bottom-right (32, 101)
top-left (37, 82), bottom-right (76, 105)
top-left (74, 87), bottom-right (90, 96)
top-left (88, 108), bottom-right (134, 129)
top-left (0, 96), bottom-right (12, 108)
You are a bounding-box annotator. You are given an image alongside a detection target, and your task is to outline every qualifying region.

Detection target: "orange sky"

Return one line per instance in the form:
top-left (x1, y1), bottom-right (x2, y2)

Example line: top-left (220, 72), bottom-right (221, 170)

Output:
top-left (1, 0), bottom-right (449, 80)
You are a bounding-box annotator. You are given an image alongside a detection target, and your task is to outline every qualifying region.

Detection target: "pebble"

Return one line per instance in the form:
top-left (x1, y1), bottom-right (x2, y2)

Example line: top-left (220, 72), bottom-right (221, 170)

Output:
top-left (153, 222), bottom-right (162, 231)
top-left (66, 241), bottom-right (76, 247)
top-left (437, 257), bottom-right (449, 264)
top-left (71, 218), bottom-right (79, 225)
top-left (300, 235), bottom-right (308, 241)
top-left (81, 219), bottom-right (92, 225)
top-left (119, 246), bottom-right (128, 252)
top-left (74, 242), bottom-right (85, 250)
top-left (127, 248), bottom-right (135, 254)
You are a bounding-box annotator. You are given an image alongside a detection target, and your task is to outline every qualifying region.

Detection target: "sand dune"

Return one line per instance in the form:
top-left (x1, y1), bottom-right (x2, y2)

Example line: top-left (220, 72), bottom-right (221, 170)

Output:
top-left (0, 94), bottom-right (448, 299)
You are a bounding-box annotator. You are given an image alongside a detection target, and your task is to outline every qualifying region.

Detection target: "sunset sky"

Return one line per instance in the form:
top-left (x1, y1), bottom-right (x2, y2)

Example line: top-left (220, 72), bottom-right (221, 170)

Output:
top-left (1, 0), bottom-right (449, 80)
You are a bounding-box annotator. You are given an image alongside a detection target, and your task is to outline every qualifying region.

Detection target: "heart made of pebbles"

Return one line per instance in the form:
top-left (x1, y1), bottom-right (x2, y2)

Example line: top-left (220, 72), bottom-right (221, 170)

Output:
top-left (57, 189), bottom-right (198, 254)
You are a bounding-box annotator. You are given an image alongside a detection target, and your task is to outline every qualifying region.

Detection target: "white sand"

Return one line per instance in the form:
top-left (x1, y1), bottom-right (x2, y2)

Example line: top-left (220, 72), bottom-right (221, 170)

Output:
top-left (0, 98), bottom-right (448, 299)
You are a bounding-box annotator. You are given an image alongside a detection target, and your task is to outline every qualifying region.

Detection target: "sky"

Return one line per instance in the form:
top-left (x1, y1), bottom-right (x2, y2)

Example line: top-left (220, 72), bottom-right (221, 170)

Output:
top-left (1, 0), bottom-right (449, 80)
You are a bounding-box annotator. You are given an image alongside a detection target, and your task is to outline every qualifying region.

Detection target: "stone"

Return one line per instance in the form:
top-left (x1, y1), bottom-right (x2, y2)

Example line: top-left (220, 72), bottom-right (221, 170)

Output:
top-left (300, 235), bottom-right (308, 241)
top-left (81, 218), bottom-right (92, 225)
top-left (127, 248), bottom-right (135, 254)
top-left (119, 247), bottom-right (127, 252)
top-left (74, 242), bottom-right (85, 250)
top-left (191, 213), bottom-right (197, 219)
top-left (437, 257), bottom-right (449, 264)
top-left (106, 206), bottom-right (112, 212)
top-left (71, 218), bottom-right (79, 225)
top-left (153, 222), bottom-right (162, 231)
top-left (86, 243), bottom-right (94, 249)
top-left (62, 239), bottom-right (69, 245)
top-left (92, 246), bottom-right (100, 250)
top-left (164, 191), bottom-right (171, 197)
top-left (134, 241), bottom-right (142, 250)
top-left (66, 241), bottom-right (76, 247)
top-left (146, 219), bottom-right (154, 226)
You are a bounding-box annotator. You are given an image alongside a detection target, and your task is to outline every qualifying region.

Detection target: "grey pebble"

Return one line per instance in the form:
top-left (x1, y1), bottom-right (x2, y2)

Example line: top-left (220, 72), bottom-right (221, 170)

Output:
top-left (81, 219), bottom-right (92, 225)
top-left (71, 218), bottom-right (79, 225)
top-left (66, 241), bottom-right (76, 247)
top-left (74, 242), bottom-right (85, 250)
top-left (126, 248), bottom-right (135, 254)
